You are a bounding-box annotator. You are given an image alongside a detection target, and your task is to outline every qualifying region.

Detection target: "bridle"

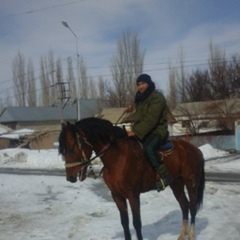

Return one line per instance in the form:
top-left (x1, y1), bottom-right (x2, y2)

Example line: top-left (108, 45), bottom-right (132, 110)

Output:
top-left (64, 130), bottom-right (111, 169)
top-left (64, 130), bottom-right (92, 168)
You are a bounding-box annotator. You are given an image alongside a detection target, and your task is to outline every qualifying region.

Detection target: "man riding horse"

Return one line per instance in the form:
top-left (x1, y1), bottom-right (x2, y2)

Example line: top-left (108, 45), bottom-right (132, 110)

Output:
top-left (127, 73), bottom-right (172, 191)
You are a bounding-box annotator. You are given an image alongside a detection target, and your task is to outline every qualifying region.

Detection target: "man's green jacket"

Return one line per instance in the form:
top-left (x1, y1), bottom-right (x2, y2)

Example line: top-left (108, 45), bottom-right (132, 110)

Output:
top-left (132, 90), bottom-right (168, 141)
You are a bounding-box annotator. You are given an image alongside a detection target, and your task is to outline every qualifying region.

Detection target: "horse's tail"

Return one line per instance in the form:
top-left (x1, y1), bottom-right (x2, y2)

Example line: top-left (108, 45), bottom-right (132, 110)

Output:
top-left (197, 159), bottom-right (205, 212)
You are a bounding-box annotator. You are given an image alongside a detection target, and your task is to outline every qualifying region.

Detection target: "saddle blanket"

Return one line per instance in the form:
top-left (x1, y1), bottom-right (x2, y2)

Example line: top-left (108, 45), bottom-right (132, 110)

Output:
top-left (158, 141), bottom-right (173, 151)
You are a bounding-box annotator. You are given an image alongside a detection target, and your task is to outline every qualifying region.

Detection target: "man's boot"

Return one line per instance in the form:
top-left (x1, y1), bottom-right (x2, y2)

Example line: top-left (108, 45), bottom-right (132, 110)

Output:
top-left (155, 163), bottom-right (173, 192)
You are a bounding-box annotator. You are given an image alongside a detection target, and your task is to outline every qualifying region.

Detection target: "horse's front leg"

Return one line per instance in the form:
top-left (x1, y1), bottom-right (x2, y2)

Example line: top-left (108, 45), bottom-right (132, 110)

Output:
top-left (128, 194), bottom-right (143, 240)
top-left (111, 192), bottom-right (131, 240)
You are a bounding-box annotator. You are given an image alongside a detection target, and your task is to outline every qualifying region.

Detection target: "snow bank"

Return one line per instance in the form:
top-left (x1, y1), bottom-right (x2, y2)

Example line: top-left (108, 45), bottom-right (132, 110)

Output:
top-left (199, 143), bottom-right (230, 160)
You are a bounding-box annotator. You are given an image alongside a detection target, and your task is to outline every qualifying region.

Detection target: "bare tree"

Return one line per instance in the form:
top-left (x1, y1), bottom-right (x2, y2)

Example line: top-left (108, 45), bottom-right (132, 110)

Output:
top-left (0, 98), bottom-right (3, 113)
top-left (79, 56), bottom-right (88, 99)
top-left (208, 41), bottom-right (228, 100)
top-left (39, 51), bottom-right (63, 106)
top-left (39, 56), bottom-right (51, 106)
top-left (227, 55), bottom-right (240, 97)
top-left (12, 51), bottom-right (26, 106)
top-left (185, 69), bottom-right (211, 102)
top-left (48, 50), bottom-right (57, 104)
top-left (167, 63), bottom-right (178, 110)
top-left (98, 76), bottom-right (107, 100)
top-left (5, 91), bottom-right (13, 107)
top-left (27, 59), bottom-right (36, 106)
top-left (1, 90), bottom-right (13, 110)
top-left (204, 99), bottom-right (239, 132)
top-left (88, 77), bottom-right (97, 98)
top-left (173, 102), bottom-right (201, 134)
top-left (67, 57), bottom-right (77, 100)
top-left (176, 47), bottom-right (187, 103)
top-left (108, 29), bottom-right (145, 107)
top-left (56, 57), bottom-right (70, 104)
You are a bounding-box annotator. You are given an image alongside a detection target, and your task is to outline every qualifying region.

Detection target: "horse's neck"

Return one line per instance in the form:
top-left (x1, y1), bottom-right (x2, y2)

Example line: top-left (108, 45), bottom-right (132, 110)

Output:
top-left (90, 139), bottom-right (114, 160)
top-left (92, 142), bottom-right (110, 158)
top-left (98, 139), bottom-right (140, 168)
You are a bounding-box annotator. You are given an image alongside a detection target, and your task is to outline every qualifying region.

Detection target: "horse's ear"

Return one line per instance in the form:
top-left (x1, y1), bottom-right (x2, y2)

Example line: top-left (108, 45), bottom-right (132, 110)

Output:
top-left (66, 121), bottom-right (72, 127)
top-left (61, 122), bottom-right (67, 129)
top-left (74, 124), bottom-right (86, 137)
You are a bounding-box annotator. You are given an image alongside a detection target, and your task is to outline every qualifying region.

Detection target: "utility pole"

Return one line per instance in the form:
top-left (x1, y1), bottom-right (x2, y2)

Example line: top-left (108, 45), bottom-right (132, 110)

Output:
top-left (62, 21), bottom-right (81, 120)
top-left (56, 82), bottom-right (70, 123)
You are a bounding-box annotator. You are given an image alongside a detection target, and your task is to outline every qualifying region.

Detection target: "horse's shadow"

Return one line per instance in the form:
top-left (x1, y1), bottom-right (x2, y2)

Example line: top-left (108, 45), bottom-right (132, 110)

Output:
top-left (113, 210), bottom-right (208, 240)
top-left (89, 181), bottom-right (208, 239)
top-left (88, 179), bottom-right (113, 202)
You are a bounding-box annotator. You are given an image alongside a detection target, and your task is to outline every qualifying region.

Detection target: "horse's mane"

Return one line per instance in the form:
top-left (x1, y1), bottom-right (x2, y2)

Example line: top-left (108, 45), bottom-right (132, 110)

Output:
top-left (58, 118), bottom-right (128, 154)
top-left (75, 117), bottom-right (127, 144)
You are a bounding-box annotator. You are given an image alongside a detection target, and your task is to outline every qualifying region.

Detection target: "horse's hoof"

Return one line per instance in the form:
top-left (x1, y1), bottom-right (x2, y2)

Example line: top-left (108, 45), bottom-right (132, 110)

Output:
top-left (177, 235), bottom-right (185, 240)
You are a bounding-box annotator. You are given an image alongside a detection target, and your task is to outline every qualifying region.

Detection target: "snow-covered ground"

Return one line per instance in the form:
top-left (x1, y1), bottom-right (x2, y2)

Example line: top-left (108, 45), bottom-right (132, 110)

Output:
top-left (0, 144), bottom-right (240, 240)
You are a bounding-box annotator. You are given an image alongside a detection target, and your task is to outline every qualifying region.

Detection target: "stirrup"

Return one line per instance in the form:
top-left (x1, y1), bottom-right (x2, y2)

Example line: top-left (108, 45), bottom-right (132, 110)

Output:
top-left (156, 176), bottom-right (166, 192)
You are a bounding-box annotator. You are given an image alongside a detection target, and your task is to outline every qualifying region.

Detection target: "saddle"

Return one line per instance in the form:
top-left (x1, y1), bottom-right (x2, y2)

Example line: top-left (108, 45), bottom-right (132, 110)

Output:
top-left (137, 139), bottom-right (174, 160)
top-left (158, 140), bottom-right (174, 161)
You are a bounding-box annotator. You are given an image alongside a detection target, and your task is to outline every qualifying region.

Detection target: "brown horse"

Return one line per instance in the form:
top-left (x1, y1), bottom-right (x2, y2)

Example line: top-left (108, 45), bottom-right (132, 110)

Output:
top-left (59, 117), bottom-right (205, 240)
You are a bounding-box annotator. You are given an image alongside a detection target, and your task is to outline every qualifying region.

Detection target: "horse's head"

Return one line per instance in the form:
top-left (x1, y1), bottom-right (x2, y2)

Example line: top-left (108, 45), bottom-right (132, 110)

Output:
top-left (59, 122), bottom-right (93, 183)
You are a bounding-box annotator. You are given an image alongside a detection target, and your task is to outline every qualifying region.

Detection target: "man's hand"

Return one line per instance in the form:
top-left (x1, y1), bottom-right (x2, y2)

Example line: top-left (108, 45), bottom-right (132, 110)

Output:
top-left (125, 105), bottom-right (133, 113)
top-left (127, 131), bottom-right (135, 137)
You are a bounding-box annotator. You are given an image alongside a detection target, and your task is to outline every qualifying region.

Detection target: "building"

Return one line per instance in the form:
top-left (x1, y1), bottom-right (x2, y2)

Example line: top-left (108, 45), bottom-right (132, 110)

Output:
top-left (0, 99), bottom-right (104, 146)
top-left (171, 99), bottom-right (240, 136)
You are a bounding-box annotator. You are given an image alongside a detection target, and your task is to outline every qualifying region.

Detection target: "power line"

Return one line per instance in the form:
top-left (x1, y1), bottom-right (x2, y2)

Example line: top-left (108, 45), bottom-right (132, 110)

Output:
top-left (0, 57), bottom-right (237, 95)
top-left (0, 56), bottom-right (239, 104)
top-left (0, 0), bottom-right (91, 19)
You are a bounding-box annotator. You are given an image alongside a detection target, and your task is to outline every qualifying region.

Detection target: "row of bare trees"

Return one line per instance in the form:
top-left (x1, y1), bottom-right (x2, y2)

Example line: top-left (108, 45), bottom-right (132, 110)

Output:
top-left (9, 50), bottom-right (99, 108)
top-left (166, 43), bottom-right (240, 134)
top-left (0, 30), bottom-right (144, 111)
top-left (167, 42), bottom-right (240, 110)
top-left (1, 31), bottom-right (240, 114)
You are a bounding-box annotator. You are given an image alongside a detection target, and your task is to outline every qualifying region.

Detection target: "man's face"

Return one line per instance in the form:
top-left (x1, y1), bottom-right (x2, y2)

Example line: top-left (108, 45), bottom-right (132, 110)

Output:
top-left (137, 81), bottom-right (149, 93)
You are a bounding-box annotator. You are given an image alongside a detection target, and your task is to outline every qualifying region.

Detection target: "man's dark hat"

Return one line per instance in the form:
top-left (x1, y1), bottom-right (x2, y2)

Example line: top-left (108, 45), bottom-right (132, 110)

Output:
top-left (136, 74), bottom-right (153, 85)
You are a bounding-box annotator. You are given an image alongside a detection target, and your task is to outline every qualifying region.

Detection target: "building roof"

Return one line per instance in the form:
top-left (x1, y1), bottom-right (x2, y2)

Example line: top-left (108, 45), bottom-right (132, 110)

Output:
top-left (0, 106), bottom-right (76, 123)
top-left (97, 106), bottom-right (177, 124)
top-left (0, 99), bottom-right (103, 123)
top-left (96, 108), bottom-right (132, 124)
top-left (172, 99), bottom-right (240, 119)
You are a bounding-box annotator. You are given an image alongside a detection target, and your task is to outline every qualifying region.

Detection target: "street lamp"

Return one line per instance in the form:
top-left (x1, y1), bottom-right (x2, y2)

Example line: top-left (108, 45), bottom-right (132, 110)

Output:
top-left (61, 21), bottom-right (81, 120)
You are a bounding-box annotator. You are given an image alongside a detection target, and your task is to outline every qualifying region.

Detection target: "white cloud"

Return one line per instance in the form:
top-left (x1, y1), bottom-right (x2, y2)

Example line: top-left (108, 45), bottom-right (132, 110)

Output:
top-left (0, 0), bottom-right (240, 98)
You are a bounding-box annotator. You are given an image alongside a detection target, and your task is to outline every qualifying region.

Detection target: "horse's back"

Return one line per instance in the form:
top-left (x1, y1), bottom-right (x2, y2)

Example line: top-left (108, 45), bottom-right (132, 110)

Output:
top-left (165, 138), bottom-right (204, 179)
top-left (171, 138), bottom-right (203, 160)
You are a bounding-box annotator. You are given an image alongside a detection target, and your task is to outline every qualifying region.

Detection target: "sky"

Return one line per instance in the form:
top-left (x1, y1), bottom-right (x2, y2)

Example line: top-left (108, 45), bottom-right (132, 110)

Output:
top-left (0, 0), bottom-right (240, 104)
top-left (0, 144), bottom-right (240, 239)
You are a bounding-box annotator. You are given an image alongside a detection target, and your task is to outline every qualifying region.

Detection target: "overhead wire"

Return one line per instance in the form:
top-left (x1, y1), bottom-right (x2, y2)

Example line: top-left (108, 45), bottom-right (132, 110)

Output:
top-left (0, 0), bottom-right (91, 19)
top-left (0, 56), bottom-right (238, 104)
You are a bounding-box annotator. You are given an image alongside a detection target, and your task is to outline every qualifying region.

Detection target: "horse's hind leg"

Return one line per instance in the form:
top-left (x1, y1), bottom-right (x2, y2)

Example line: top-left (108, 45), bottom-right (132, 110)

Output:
top-left (111, 192), bottom-right (131, 240)
top-left (185, 182), bottom-right (199, 240)
top-left (171, 179), bottom-right (189, 240)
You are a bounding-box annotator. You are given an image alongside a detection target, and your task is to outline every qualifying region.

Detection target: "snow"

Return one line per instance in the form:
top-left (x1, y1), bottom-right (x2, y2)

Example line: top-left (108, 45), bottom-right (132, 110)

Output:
top-left (0, 124), bottom-right (13, 135)
top-left (1, 128), bottom-right (35, 139)
top-left (0, 144), bottom-right (240, 240)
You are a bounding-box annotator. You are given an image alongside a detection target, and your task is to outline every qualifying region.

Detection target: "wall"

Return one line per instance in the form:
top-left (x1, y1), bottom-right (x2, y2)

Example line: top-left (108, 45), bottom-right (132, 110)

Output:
top-left (175, 135), bottom-right (235, 151)
top-left (235, 121), bottom-right (240, 150)
top-left (17, 121), bottom-right (61, 131)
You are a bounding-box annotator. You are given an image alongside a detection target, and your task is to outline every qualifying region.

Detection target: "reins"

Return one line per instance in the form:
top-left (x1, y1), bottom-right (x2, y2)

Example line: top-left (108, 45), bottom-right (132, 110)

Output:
top-left (81, 143), bottom-right (111, 166)
top-left (65, 131), bottom-right (111, 169)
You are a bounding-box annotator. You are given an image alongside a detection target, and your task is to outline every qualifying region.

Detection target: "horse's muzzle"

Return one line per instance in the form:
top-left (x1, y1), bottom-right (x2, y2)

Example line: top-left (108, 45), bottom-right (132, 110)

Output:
top-left (67, 176), bottom-right (77, 183)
